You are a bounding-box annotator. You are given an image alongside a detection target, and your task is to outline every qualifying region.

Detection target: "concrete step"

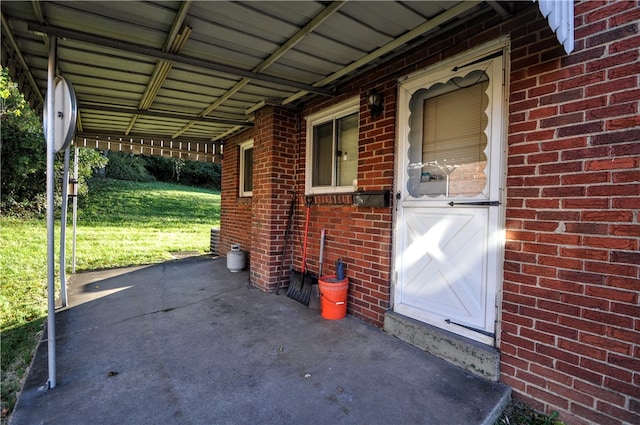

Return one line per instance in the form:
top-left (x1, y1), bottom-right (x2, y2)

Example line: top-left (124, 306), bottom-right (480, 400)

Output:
top-left (384, 310), bottom-right (501, 382)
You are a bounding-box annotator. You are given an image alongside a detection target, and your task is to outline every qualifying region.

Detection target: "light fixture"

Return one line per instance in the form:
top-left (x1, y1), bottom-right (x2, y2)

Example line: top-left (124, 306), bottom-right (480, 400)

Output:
top-left (366, 88), bottom-right (383, 117)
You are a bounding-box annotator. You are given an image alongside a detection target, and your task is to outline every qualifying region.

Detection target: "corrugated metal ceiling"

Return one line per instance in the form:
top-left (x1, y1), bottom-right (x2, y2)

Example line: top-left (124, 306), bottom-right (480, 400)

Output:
top-left (1, 1), bottom-right (512, 155)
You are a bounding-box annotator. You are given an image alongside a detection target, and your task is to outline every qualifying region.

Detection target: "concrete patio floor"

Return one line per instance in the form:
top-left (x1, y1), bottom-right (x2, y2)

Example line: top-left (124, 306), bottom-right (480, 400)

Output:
top-left (11, 257), bottom-right (510, 425)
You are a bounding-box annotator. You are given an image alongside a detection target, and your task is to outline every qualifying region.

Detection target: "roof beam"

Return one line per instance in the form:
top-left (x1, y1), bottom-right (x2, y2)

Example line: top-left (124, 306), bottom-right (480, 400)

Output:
top-left (79, 103), bottom-right (253, 127)
top-left (75, 134), bottom-right (222, 163)
top-left (172, 0), bottom-right (345, 137)
top-left (282, 0), bottom-right (481, 105)
top-left (76, 131), bottom-right (220, 145)
top-left (486, 1), bottom-right (511, 18)
top-left (127, 1), bottom-right (194, 135)
top-left (27, 21), bottom-right (335, 97)
top-left (1, 13), bottom-right (44, 104)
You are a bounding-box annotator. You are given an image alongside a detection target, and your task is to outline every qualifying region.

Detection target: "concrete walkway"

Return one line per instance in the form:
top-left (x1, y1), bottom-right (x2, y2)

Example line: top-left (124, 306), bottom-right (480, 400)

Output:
top-left (11, 257), bottom-right (510, 425)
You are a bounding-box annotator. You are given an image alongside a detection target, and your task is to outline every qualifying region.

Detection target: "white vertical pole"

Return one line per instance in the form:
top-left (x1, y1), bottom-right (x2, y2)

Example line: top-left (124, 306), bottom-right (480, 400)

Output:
top-left (45, 37), bottom-right (57, 389)
top-left (59, 145), bottom-right (70, 307)
top-left (72, 145), bottom-right (79, 274)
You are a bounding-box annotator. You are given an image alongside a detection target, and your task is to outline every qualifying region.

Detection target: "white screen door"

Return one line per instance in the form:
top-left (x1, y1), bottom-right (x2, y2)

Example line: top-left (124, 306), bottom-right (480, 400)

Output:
top-left (394, 46), bottom-right (506, 345)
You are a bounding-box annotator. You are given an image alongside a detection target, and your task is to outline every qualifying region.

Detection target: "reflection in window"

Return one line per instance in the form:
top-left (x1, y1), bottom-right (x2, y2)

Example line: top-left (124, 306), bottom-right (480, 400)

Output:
top-left (407, 70), bottom-right (489, 198)
top-left (312, 112), bottom-right (358, 188)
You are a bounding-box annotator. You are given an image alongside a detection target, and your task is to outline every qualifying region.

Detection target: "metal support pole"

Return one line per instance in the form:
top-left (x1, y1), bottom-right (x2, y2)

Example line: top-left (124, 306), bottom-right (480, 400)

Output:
top-left (45, 37), bottom-right (57, 389)
top-left (72, 145), bottom-right (79, 274)
top-left (59, 145), bottom-right (70, 307)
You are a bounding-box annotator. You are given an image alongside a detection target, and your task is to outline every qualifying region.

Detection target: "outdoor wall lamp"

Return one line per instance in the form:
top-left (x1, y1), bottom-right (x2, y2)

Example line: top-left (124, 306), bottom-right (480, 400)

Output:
top-left (366, 88), bottom-right (383, 117)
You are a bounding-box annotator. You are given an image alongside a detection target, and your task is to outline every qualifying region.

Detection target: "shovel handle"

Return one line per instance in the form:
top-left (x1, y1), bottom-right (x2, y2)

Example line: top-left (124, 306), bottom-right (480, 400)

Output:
top-left (319, 229), bottom-right (325, 276)
top-left (301, 201), bottom-right (311, 272)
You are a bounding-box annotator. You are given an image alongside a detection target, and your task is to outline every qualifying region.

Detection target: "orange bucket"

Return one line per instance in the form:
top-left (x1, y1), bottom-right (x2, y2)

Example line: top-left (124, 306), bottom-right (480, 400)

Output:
top-left (318, 275), bottom-right (348, 320)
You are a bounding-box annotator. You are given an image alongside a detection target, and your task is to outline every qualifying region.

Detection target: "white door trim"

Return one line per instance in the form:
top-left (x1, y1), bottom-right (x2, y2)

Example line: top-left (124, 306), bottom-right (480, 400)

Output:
top-left (393, 37), bottom-right (509, 346)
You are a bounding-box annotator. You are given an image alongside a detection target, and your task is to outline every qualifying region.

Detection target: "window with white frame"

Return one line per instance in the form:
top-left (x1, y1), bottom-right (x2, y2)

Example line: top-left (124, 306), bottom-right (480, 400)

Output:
top-left (239, 139), bottom-right (253, 197)
top-left (305, 97), bottom-right (359, 194)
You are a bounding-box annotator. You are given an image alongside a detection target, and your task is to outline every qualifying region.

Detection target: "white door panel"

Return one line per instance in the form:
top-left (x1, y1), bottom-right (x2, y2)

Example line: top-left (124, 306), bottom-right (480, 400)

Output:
top-left (394, 42), bottom-right (506, 346)
top-left (396, 207), bottom-right (496, 341)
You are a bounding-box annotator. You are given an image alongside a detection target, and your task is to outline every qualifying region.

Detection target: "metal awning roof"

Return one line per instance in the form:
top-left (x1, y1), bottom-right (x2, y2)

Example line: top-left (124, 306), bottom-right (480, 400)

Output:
top-left (1, 1), bottom-right (524, 160)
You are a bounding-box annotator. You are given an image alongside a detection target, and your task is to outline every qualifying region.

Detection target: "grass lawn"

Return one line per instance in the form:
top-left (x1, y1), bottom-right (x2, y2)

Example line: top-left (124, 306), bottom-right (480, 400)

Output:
top-left (0, 178), bottom-right (220, 420)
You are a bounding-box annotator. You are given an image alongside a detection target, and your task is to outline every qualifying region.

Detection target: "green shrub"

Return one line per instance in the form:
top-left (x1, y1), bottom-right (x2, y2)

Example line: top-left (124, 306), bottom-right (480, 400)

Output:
top-left (1, 68), bottom-right (108, 218)
top-left (104, 151), bottom-right (155, 182)
top-left (1, 68), bottom-right (46, 207)
top-left (141, 155), bottom-right (221, 189)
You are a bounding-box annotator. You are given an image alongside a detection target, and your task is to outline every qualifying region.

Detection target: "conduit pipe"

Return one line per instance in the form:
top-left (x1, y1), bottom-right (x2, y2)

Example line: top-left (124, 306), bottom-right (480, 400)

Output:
top-left (45, 36), bottom-right (57, 389)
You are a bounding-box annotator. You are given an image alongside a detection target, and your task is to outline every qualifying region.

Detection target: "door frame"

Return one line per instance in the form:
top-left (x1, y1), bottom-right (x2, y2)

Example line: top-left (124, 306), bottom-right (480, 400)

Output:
top-left (392, 37), bottom-right (510, 347)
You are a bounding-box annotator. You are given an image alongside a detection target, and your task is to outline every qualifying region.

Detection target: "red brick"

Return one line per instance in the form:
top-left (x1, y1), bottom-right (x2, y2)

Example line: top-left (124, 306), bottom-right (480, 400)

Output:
top-left (541, 112), bottom-right (584, 129)
top-left (558, 269), bottom-right (605, 285)
top-left (561, 94), bottom-right (607, 113)
top-left (541, 136), bottom-right (587, 152)
top-left (582, 210), bottom-right (633, 222)
top-left (560, 247), bottom-right (608, 261)
top-left (540, 88), bottom-right (584, 106)
top-left (535, 321), bottom-right (578, 340)
top-left (581, 358), bottom-right (633, 385)
top-left (515, 369), bottom-right (548, 389)
top-left (500, 373), bottom-right (527, 393)
top-left (584, 236), bottom-right (637, 250)
top-left (586, 260), bottom-right (637, 278)
top-left (528, 386), bottom-right (569, 410)
top-left (585, 286), bottom-right (638, 305)
top-left (580, 333), bottom-right (632, 356)
top-left (562, 171), bottom-right (609, 185)
top-left (562, 198), bottom-right (610, 209)
top-left (538, 233), bottom-right (581, 246)
top-left (586, 157), bottom-right (638, 172)
top-left (570, 403), bottom-right (622, 425)
top-left (610, 302), bottom-right (640, 319)
top-left (564, 222), bottom-right (608, 235)
top-left (605, 376), bottom-right (640, 399)
top-left (611, 88), bottom-right (640, 104)
top-left (574, 380), bottom-right (627, 408)
top-left (528, 105), bottom-right (558, 120)
top-left (549, 381), bottom-right (595, 408)
top-left (588, 22), bottom-right (638, 47)
top-left (597, 400), bottom-right (640, 425)
top-left (522, 242), bottom-right (559, 256)
top-left (594, 128), bottom-right (640, 145)
top-left (588, 102), bottom-right (637, 121)
top-left (561, 145), bottom-right (609, 160)
top-left (530, 363), bottom-right (573, 387)
top-left (538, 254), bottom-right (582, 270)
top-left (556, 361), bottom-right (603, 386)
top-left (608, 353), bottom-right (640, 373)
top-left (557, 121), bottom-right (604, 138)
top-left (587, 51), bottom-right (639, 76)
top-left (537, 344), bottom-right (581, 366)
top-left (517, 346), bottom-right (554, 368)
top-left (539, 160), bottom-right (583, 175)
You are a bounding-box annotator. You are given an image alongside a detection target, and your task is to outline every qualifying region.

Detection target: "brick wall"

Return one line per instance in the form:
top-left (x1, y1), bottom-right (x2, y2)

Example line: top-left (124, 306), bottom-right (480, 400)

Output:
top-left (220, 107), bottom-right (300, 291)
top-left (501, 2), bottom-right (640, 424)
top-left (297, 91), bottom-right (396, 324)
top-left (220, 128), bottom-right (254, 261)
top-left (250, 106), bottom-right (299, 291)
top-left (219, 1), bottom-right (639, 423)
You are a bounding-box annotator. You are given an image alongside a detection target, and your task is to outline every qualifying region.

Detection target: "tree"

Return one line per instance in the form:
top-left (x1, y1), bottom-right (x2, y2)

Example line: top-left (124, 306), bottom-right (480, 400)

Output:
top-left (1, 67), bottom-right (46, 212)
top-left (1, 67), bottom-right (108, 215)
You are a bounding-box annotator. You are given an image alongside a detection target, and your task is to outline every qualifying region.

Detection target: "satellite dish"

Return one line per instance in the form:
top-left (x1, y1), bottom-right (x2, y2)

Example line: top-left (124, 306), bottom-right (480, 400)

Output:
top-left (44, 76), bottom-right (78, 153)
